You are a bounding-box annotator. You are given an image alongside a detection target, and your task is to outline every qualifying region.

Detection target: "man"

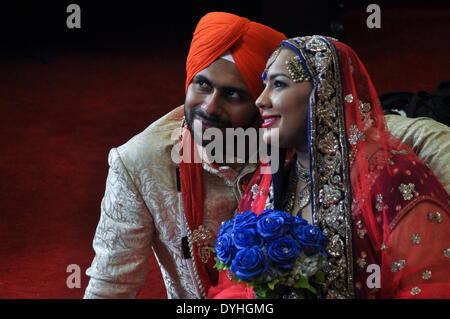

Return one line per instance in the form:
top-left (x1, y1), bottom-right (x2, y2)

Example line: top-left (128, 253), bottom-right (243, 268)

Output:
top-left (83, 12), bottom-right (286, 299)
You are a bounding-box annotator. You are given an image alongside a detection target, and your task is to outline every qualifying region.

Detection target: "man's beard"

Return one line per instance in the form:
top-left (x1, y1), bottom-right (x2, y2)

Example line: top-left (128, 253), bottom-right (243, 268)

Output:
top-left (184, 107), bottom-right (231, 147)
top-left (184, 107), bottom-right (261, 164)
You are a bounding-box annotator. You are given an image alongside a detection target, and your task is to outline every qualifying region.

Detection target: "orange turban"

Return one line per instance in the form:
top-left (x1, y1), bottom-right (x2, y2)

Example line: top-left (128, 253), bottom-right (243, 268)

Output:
top-left (185, 12), bottom-right (287, 100)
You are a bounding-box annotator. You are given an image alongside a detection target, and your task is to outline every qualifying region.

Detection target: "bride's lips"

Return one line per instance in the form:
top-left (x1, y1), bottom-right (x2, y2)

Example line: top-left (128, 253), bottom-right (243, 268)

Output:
top-left (261, 114), bottom-right (281, 128)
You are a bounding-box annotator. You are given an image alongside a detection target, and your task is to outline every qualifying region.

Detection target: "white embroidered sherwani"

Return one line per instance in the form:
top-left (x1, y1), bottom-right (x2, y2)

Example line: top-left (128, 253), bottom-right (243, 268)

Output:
top-left (83, 105), bottom-right (257, 299)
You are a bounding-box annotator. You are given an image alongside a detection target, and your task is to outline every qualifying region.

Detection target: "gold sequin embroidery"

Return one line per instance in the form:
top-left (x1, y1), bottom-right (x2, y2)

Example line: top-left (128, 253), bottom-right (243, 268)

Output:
top-left (398, 183), bottom-right (415, 201)
top-left (358, 99), bottom-right (371, 121)
top-left (376, 194), bottom-right (383, 212)
top-left (411, 233), bottom-right (421, 244)
top-left (349, 125), bottom-right (366, 145)
top-left (411, 287), bottom-right (421, 296)
top-left (356, 221), bottom-right (365, 239)
top-left (444, 248), bottom-right (450, 258)
top-left (434, 212), bottom-right (443, 223)
top-left (191, 225), bottom-right (213, 263)
top-left (357, 257), bottom-right (367, 269)
top-left (391, 260), bottom-right (406, 272)
top-left (264, 47), bottom-right (281, 76)
top-left (357, 229), bottom-right (366, 239)
top-left (250, 184), bottom-right (259, 200)
top-left (422, 270), bottom-right (432, 280)
top-left (344, 94), bottom-right (354, 103)
top-left (285, 55), bottom-right (310, 82)
top-left (390, 149), bottom-right (408, 155)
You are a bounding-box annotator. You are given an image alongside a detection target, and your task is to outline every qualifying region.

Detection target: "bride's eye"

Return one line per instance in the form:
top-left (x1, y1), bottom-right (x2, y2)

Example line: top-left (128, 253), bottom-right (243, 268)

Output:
top-left (274, 80), bottom-right (287, 89)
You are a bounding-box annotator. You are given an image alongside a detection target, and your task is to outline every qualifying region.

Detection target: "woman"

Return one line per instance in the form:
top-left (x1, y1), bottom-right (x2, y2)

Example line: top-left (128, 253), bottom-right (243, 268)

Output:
top-left (207, 35), bottom-right (450, 299)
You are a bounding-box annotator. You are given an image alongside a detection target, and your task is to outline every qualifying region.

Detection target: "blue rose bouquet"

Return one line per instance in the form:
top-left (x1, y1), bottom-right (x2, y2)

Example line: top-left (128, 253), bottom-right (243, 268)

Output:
top-left (213, 209), bottom-right (327, 299)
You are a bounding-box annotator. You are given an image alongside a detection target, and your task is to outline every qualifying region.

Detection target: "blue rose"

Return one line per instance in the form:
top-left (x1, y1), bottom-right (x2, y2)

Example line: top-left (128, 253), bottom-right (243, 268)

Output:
top-left (230, 246), bottom-right (269, 281)
top-left (233, 211), bottom-right (258, 229)
top-left (293, 216), bottom-right (308, 229)
top-left (293, 224), bottom-right (327, 256)
top-left (233, 226), bottom-right (263, 249)
top-left (267, 235), bottom-right (301, 269)
top-left (291, 217), bottom-right (308, 240)
top-left (256, 209), bottom-right (295, 241)
top-left (215, 233), bottom-right (235, 265)
top-left (218, 220), bottom-right (234, 237)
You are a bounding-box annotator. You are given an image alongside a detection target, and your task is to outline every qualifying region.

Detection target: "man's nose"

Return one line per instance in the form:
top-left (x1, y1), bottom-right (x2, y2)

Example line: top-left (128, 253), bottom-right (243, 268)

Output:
top-left (201, 90), bottom-right (223, 117)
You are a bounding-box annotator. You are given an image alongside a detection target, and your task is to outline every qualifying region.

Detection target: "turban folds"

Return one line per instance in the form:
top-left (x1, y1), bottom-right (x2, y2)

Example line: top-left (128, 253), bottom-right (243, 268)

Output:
top-left (185, 12), bottom-right (287, 100)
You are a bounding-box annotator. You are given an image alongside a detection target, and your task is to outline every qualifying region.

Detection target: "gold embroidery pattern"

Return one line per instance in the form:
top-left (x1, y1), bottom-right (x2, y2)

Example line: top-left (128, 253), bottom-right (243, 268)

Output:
top-left (264, 47), bottom-right (281, 76)
top-left (284, 36), bottom-right (354, 299)
top-left (191, 225), bottom-right (212, 263)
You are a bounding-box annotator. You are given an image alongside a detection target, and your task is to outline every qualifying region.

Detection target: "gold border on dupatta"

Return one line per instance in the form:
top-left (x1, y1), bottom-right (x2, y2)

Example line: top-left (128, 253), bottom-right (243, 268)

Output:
top-left (295, 36), bottom-right (355, 298)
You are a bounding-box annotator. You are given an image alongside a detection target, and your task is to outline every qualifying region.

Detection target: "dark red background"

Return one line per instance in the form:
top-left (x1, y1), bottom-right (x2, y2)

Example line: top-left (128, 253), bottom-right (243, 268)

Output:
top-left (0, 1), bottom-right (449, 298)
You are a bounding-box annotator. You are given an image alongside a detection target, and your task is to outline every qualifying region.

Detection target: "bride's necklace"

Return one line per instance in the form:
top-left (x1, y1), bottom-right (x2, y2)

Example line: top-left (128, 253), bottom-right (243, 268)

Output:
top-left (283, 160), bottom-right (311, 215)
top-left (295, 160), bottom-right (311, 212)
top-left (296, 160), bottom-right (311, 184)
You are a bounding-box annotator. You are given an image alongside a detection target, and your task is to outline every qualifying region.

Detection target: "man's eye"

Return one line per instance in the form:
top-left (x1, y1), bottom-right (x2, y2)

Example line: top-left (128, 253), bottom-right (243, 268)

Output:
top-left (226, 89), bottom-right (239, 98)
top-left (196, 80), bottom-right (210, 90)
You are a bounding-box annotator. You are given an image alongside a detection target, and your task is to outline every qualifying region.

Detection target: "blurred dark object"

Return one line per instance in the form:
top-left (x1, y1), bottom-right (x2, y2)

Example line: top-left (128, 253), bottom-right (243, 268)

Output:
top-left (261, 0), bottom-right (345, 40)
top-left (380, 79), bottom-right (450, 127)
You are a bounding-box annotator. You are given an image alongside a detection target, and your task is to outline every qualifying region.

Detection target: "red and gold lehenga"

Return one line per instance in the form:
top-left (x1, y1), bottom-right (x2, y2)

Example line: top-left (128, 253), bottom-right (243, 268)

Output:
top-left (207, 36), bottom-right (450, 299)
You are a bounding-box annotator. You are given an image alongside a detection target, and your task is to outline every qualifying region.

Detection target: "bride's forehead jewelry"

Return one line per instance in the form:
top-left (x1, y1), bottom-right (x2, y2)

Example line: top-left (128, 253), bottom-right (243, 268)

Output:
top-left (263, 47), bottom-right (281, 80)
top-left (263, 47), bottom-right (310, 83)
top-left (285, 55), bottom-right (310, 83)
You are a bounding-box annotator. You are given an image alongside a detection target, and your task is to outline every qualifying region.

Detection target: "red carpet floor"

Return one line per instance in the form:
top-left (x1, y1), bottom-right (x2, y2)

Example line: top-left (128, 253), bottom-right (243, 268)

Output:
top-left (0, 8), bottom-right (449, 299)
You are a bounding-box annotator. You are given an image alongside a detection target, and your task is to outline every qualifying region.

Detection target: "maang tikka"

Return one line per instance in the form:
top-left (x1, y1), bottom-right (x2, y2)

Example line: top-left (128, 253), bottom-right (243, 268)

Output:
top-left (285, 55), bottom-right (310, 83)
top-left (263, 46), bottom-right (310, 83)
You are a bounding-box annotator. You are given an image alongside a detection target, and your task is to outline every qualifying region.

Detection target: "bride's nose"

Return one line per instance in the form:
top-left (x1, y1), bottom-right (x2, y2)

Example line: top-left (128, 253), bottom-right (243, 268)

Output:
top-left (256, 87), bottom-right (271, 110)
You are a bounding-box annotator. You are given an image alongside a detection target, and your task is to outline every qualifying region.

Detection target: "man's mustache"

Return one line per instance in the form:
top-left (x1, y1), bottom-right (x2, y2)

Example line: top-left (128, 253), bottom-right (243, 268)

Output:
top-left (191, 109), bottom-right (231, 127)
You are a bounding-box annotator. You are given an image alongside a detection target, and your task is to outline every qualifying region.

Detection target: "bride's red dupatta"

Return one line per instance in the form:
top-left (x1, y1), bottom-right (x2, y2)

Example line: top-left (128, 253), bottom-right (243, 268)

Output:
top-left (207, 36), bottom-right (450, 299)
